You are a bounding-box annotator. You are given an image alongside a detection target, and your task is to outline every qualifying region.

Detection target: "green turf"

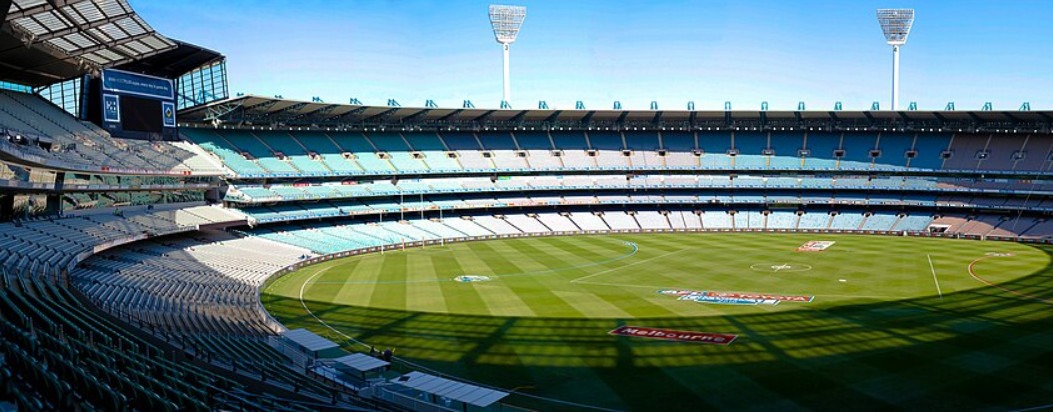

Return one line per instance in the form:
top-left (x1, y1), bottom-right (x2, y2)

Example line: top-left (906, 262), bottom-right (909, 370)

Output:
top-left (262, 233), bottom-right (1053, 411)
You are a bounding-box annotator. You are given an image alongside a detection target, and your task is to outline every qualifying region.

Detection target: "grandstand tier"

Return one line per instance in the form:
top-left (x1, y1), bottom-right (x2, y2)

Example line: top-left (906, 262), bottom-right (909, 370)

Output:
top-left (182, 128), bottom-right (1053, 178)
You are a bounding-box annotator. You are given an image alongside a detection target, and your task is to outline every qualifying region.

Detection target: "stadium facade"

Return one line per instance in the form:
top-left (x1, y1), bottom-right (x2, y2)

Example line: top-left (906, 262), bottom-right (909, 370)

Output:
top-left (1, 1), bottom-right (1052, 410)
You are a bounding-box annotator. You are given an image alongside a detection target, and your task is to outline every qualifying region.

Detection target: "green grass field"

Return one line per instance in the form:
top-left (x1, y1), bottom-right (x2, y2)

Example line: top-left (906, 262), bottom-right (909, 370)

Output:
top-left (262, 233), bottom-right (1053, 411)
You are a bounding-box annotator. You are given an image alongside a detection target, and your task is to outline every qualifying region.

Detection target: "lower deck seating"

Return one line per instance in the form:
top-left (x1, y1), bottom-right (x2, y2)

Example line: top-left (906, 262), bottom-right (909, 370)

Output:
top-left (862, 213), bottom-right (899, 231)
top-left (797, 212), bottom-right (831, 229)
top-left (535, 213), bottom-right (579, 232)
top-left (894, 214), bottom-right (935, 231)
top-left (504, 214), bottom-right (550, 233)
top-left (1022, 219), bottom-right (1053, 239)
top-left (0, 275), bottom-right (344, 410)
top-left (830, 212), bottom-right (864, 230)
top-left (473, 216), bottom-right (521, 234)
top-left (635, 211), bottom-right (670, 230)
top-left (701, 211), bottom-right (732, 229)
top-left (569, 212), bottom-right (610, 231)
top-left (244, 210), bottom-right (942, 259)
top-left (601, 211), bottom-right (641, 230)
top-left (766, 211), bottom-right (796, 229)
top-left (931, 215), bottom-right (1046, 238)
top-left (71, 230), bottom-right (312, 337)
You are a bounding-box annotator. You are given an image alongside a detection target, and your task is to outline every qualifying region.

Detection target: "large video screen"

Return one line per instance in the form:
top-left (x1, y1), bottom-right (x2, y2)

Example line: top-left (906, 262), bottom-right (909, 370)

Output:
top-left (99, 69), bottom-right (177, 140)
top-left (119, 95), bottom-right (163, 133)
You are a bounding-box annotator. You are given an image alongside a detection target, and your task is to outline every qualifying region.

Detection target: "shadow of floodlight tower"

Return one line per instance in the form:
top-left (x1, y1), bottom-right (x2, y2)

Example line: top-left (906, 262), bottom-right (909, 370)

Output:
top-left (876, 8), bottom-right (915, 111)
top-left (489, 4), bottom-right (526, 108)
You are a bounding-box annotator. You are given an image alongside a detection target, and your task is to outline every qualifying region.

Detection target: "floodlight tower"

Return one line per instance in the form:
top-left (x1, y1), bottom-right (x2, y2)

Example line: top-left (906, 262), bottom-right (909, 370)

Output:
top-left (877, 8), bottom-right (914, 111)
top-left (489, 4), bottom-right (526, 106)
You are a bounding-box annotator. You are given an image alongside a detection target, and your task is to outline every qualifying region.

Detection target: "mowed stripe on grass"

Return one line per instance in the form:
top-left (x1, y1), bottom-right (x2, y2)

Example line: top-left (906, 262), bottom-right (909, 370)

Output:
top-left (404, 251), bottom-right (449, 313)
top-left (263, 233), bottom-right (1053, 411)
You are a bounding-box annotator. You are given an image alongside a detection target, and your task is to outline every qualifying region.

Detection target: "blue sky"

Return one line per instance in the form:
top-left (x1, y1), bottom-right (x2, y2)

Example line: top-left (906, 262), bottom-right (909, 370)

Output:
top-left (133, 0), bottom-right (1053, 111)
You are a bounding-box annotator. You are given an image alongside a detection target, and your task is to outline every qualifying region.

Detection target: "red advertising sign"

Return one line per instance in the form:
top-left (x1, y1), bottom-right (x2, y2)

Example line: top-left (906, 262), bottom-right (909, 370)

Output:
top-left (608, 325), bottom-right (737, 345)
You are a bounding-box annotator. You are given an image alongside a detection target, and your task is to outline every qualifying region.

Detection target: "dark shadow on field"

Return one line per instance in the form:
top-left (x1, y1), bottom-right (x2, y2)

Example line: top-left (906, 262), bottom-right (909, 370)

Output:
top-left (260, 246), bottom-right (1053, 412)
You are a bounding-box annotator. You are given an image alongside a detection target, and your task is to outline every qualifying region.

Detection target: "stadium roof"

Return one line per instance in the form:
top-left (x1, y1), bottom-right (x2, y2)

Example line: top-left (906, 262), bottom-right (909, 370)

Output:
top-left (281, 328), bottom-right (339, 353)
top-left (1, 0), bottom-right (219, 86)
top-left (179, 95), bottom-right (1053, 134)
top-left (393, 371), bottom-right (509, 408)
top-left (332, 353), bottom-right (388, 374)
top-left (114, 39), bottom-right (223, 80)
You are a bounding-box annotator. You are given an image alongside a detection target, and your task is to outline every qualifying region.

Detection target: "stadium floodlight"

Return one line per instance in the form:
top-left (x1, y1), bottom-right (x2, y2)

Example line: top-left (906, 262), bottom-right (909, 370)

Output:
top-left (877, 8), bottom-right (914, 111)
top-left (489, 4), bottom-right (526, 106)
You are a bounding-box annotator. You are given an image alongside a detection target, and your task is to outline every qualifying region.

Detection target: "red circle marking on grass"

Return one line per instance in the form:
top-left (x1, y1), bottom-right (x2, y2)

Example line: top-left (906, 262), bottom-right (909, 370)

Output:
top-left (967, 256), bottom-right (1053, 305)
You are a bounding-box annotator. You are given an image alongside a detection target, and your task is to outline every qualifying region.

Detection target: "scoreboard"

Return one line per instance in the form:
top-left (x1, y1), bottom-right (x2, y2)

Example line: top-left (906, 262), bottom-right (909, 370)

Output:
top-left (99, 69), bottom-right (177, 140)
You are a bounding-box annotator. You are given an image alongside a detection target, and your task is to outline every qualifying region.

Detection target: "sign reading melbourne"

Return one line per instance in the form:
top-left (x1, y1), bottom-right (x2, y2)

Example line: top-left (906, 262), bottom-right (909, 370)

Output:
top-left (102, 69), bottom-right (175, 100)
top-left (609, 325), bottom-right (737, 345)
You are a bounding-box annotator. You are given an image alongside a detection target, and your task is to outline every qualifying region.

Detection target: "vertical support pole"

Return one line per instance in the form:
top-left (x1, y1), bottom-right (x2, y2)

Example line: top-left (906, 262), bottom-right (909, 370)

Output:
top-left (891, 45), bottom-right (900, 111)
top-left (502, 44), bottom-right (511, 104)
